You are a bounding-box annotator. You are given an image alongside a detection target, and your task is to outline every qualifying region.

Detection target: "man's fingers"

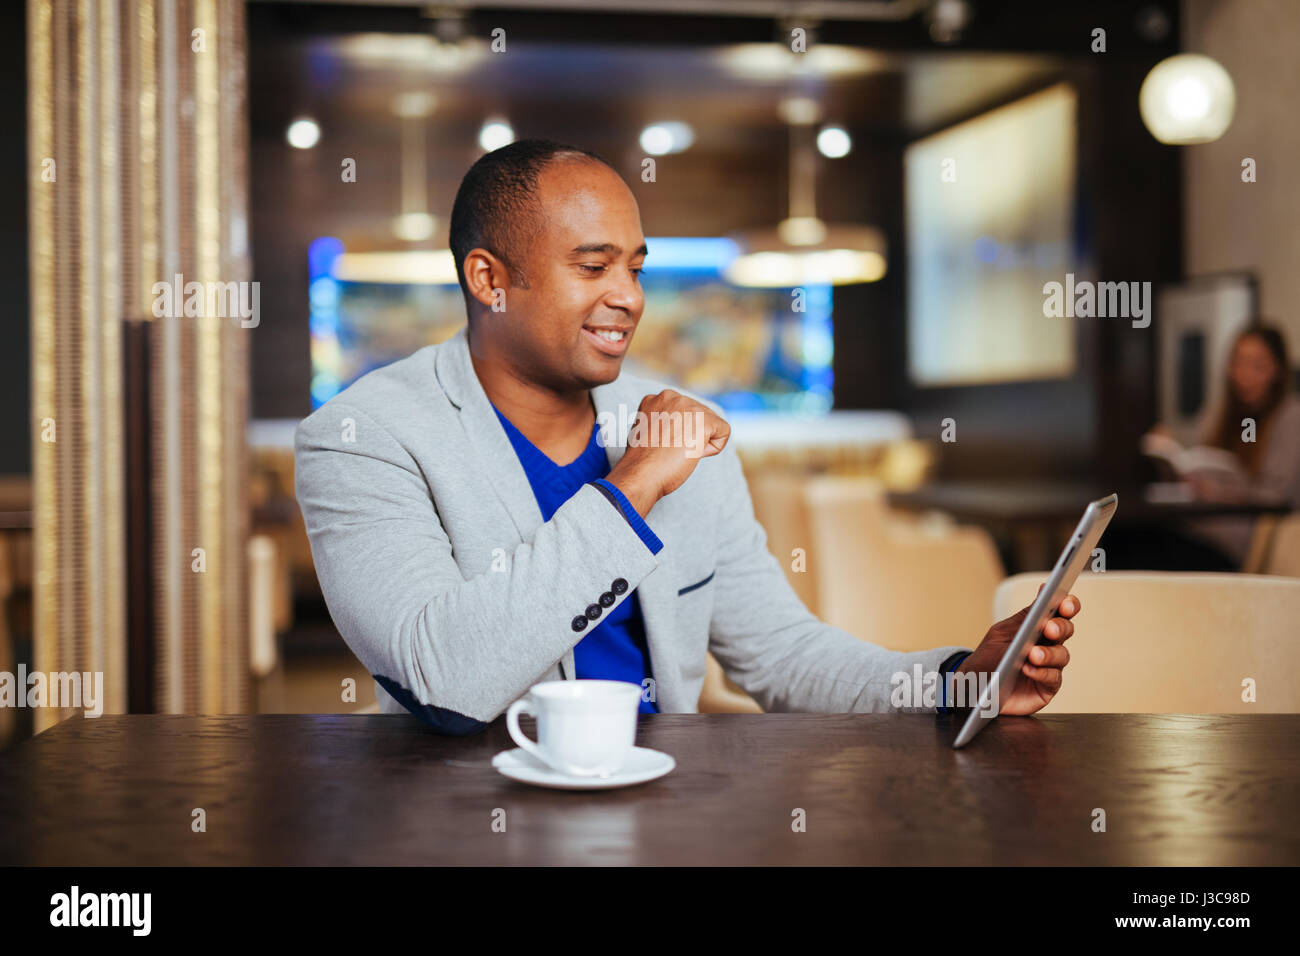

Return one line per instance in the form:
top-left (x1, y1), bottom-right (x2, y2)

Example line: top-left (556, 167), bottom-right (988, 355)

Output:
top-left (701, 419), bottom-right (730, 457)
top-left (1029, 586), bottom-right (1081, 618)
top-left (1021, 662), bottom-right (1064, 691)
top-left (1042, 616), bottom-right (1074, 642)
top-left (1027, 643), bottom-right (1069, 668)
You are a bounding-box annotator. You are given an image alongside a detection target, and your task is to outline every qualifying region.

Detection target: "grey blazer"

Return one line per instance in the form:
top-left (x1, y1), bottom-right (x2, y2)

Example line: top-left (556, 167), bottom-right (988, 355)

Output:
top-left (293, 325), bottom-right (971, 731)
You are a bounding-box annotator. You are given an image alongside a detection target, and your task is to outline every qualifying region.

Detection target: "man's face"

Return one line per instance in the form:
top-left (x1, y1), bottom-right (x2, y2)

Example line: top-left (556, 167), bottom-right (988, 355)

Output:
top-left (484, 160), bottom-right (647, 391)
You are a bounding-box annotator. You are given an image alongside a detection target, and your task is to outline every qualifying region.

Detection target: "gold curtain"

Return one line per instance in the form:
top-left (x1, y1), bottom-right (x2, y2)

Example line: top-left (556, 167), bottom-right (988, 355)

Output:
top-left (29, 0), bottom-right (250, 730)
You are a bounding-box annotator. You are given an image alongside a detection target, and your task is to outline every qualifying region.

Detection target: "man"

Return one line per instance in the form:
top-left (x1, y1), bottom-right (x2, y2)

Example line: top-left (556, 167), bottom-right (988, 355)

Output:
top-left (294, 139), bottom-right (1080, 733)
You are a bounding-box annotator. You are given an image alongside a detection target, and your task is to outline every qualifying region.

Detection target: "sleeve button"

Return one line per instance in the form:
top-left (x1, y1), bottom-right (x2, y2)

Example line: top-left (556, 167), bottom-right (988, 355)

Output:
top-left (571, 616), bottom-right (588, 632)
top-left (599, 591), bottom-right (616, 608)
top-left (585, 603), bottom-right (602, 621)
top-left (611, 578), bottom-right (629, 595)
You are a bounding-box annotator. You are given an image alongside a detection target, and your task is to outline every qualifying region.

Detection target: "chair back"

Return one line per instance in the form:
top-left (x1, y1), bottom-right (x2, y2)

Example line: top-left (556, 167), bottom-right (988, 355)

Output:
top-left (805, 475), bottom-right (1003, 653)
top-left (993, 571), bottom-right (1300, 712)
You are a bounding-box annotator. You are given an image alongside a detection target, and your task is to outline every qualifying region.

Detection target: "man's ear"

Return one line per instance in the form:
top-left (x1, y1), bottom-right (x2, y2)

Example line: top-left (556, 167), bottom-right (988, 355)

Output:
top-left (463, 248), bottom-right (510, 309)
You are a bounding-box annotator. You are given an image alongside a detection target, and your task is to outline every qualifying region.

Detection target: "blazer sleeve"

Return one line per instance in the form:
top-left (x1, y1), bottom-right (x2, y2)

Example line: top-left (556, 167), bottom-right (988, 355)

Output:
top-left (703, 441), bottom-right (972, 714)
top-left (294, 401), bottom-right (660, 730)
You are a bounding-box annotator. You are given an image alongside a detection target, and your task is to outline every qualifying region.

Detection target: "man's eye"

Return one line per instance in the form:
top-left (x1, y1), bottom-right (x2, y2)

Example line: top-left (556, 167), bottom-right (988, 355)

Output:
top-left (578, 264), bottom-right (605, 274)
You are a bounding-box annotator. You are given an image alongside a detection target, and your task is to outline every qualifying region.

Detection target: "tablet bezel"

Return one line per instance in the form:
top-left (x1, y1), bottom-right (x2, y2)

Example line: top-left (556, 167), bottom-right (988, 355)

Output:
top-left (951, 493), bottom-right (1119, 749)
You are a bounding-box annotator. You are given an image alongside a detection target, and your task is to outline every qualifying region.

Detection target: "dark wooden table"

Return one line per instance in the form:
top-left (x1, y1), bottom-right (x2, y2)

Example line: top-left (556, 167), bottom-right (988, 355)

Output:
top-left (1, 713), bottom-right (1296, 865)
top-left (888, 480), bottom-right (1291, 524)
top-left (888, 480), bottom-right (1292, 571)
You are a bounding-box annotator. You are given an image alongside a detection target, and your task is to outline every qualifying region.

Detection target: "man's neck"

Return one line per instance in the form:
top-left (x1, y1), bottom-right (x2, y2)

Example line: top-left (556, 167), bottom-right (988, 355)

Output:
top-left (469, 340), bottom-right (595, 461)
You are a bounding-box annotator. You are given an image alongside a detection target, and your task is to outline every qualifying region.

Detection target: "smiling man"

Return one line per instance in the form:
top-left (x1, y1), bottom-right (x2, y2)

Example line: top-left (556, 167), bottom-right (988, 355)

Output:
top-left (294, 139), bottom-right (1081, 732)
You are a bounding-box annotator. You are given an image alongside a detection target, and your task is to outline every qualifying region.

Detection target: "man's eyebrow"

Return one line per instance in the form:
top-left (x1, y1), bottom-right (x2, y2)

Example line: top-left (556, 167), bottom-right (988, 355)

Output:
top-left (568, 242), bottom-right (650, 258)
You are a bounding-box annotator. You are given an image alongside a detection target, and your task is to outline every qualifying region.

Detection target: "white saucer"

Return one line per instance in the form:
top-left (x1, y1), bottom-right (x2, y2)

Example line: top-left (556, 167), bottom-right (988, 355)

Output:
top-left (491, 746), bottom-right (675, 790)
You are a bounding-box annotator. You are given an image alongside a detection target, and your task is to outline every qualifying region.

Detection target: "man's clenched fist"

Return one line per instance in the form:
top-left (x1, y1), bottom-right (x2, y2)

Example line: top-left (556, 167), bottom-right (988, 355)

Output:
top-left (604, 389), bottom-right (730, 516)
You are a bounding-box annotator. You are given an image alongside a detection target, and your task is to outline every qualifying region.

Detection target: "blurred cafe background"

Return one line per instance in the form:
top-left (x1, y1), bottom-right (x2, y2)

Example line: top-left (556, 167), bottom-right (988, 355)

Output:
top-left (4, 0), bottom-right (1299, 748)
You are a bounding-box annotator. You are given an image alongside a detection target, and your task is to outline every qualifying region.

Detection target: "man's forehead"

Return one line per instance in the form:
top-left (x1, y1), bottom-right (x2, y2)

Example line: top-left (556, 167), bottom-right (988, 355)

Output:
top-left (533, 164), bottom-right (645, 254)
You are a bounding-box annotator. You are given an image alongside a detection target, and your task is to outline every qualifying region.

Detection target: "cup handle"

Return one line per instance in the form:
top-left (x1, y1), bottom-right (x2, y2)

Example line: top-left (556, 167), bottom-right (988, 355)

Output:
top-left (506, 697), bottom-right (565, 774)
top-left (506, 696), bottom-right (601, 777)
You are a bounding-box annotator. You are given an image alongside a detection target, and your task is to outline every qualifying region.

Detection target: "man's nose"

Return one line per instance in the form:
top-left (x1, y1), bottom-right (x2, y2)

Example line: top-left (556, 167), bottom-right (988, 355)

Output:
top-left (604, 268), bottom-right (644, 313)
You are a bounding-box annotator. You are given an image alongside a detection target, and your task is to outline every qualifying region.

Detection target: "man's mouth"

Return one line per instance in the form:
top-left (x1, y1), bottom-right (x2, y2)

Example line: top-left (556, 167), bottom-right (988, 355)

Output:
top-left (581, 324), bottom-right (632, 356)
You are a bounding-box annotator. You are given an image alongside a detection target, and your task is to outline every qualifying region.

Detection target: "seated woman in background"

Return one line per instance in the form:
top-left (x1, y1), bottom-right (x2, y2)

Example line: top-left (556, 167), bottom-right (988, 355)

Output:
top-left (1138, 323), bottom-right (1300, 570)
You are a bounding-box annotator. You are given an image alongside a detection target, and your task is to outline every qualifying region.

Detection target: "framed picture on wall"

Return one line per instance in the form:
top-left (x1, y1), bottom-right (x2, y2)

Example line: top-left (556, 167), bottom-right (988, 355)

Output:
top-left (1155, 272), bottom-right (1258, 446)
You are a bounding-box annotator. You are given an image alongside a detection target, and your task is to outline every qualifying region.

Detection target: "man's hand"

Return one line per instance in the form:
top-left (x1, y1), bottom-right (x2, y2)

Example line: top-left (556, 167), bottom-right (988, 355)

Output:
top-left (605, 389), bottom-right (730, 516)
top-left (956, 587), bottom-right (1081, 716)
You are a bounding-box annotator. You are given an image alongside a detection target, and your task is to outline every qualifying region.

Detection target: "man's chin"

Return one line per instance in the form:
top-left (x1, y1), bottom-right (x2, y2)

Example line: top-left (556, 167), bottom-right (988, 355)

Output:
top-left (573, 357), bottom-right (624, 389)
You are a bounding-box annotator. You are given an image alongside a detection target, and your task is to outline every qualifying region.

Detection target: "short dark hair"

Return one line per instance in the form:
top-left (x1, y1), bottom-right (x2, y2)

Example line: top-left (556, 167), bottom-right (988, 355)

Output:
top-left (449, 138), bottom-right (609, 308)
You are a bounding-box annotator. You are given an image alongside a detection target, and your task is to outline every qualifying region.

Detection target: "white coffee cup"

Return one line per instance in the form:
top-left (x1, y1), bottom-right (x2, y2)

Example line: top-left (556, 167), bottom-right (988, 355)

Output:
top-left (506, 679), bottom-right (642, 777)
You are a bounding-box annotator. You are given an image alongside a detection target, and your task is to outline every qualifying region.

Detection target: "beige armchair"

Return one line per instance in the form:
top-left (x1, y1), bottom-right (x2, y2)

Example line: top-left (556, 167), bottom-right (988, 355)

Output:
top-left (993, 571), bottom-right (1300, 712)
top-left (699, 471), bottom-right (1004, 711)
top-left (698, 652), bottom-right (764, 713)
top-left (697, 467), bottom-right (820, 714)
top-left (803, 475), bottom-right (1004, 653)
top-left (1245, 512), bottom-right (1300, 578)
top-left (745, 468), bottom-right (821, 615)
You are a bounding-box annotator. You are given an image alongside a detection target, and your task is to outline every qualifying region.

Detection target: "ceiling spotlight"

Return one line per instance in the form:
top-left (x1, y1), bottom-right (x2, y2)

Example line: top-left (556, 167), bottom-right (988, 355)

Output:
top-left (425, 9), bottom-right (468, 46)
top-left (640, 121), bottom-right (695, 156)
top-left (928, 0), bottom-right (971, 45)
top-left (728, 119), bottom-right (885, 287)
top-left (286, 117), bottom-right (321, 150)
top-left (777, 96), bottom-right (821, 126)
top-left (479, 119), bottom-right (515, 152)
top-left (726, 227), bottom-right (887, 287)
top-left (332, 250), bottom-right (459, 286)
top-left (1135, 5), bottom-right (1172, 42)
top-left (392, 91), bottom-right (436, 119)
top-left (817, 126), bottom-right (852, 158)
top-left (778, 216), bottom-right (827, 246)
top-left (715, 44), bottom-right (884, 80)
top-left (392, 212), bottom-right (436, 243)
top-left (1139, 53), bottom-right (1236, 144)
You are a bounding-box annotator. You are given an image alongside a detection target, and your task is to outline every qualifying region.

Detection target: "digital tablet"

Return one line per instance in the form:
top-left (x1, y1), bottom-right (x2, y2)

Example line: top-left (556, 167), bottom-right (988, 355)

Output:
top-left (952, 493), bottom-right (1118, 749)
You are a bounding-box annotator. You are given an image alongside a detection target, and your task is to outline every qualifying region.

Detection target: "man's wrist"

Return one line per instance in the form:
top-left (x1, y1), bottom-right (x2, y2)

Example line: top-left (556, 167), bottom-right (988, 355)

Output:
top-left (590, 480), bottom-right (664, 555)
top-left (938, 651), bottom-right (973, 713)
top-left (604, 468), bottom-right (658, 517)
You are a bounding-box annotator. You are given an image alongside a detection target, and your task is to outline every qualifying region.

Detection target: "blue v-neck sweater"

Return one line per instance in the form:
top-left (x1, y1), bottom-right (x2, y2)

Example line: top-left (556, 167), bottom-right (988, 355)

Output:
top-left (491, 404), bottom-right (661, 714)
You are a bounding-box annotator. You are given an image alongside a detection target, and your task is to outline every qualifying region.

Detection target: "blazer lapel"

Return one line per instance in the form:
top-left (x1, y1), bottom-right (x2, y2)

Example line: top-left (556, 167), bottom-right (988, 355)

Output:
top-left (435, 326), bottom-right (543, 541)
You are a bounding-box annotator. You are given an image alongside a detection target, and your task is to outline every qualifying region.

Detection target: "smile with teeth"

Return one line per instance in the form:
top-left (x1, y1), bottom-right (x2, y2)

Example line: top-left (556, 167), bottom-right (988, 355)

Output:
top-left (582, 324), bottom-right (632, 355)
